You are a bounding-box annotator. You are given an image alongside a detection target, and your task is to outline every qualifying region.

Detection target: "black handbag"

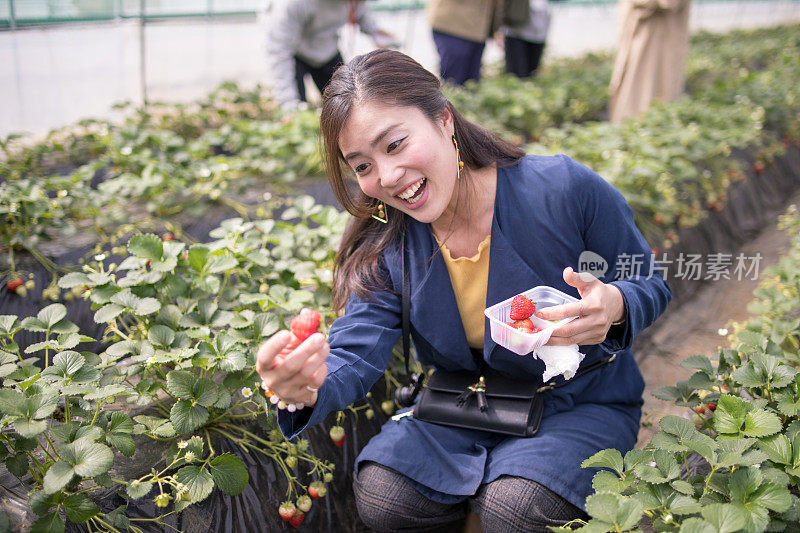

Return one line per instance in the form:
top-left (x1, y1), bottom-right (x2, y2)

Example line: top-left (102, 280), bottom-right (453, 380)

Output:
top-left (394, 235), bottom-right (617, 437)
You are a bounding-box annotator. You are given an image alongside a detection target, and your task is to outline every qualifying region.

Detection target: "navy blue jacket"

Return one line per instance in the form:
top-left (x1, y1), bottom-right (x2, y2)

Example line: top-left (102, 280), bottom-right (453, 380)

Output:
top-left (280, 155), bottom-right (672, 510)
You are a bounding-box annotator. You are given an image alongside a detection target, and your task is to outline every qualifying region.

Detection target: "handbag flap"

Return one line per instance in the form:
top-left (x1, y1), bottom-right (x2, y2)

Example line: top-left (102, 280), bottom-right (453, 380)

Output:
top-left (424, 370), bottom-right (538, 399)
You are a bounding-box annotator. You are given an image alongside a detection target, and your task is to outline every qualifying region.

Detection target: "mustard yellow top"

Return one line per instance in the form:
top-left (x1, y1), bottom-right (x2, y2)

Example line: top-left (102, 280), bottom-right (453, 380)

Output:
top-left (434, 234), bottom-right (491, 349)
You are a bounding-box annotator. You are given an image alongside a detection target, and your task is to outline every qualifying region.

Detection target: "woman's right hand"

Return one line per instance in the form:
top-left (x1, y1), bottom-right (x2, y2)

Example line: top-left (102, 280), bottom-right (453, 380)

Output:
top-left (255, 330), bottom-right (329, 407)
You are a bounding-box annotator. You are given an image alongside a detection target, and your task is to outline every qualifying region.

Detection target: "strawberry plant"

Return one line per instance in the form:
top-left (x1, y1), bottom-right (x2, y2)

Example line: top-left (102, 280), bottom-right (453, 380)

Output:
top-left (560, 206), bottom-right (800, 532)
top-left (0, 197), bottom-right (355, 530)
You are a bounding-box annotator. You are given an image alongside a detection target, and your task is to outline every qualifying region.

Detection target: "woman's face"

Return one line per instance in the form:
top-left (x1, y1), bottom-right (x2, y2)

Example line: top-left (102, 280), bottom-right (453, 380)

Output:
top-left (338, 100), bottom-right (458, 225)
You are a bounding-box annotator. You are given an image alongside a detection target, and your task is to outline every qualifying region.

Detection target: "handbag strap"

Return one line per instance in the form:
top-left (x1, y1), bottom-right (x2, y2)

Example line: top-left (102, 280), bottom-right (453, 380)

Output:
top-left (401, 234), bottom-right (411, 378)
top-left (536, 352), bottom-right (617, 392)
top-left (395, 235), bottom-right (423, 407)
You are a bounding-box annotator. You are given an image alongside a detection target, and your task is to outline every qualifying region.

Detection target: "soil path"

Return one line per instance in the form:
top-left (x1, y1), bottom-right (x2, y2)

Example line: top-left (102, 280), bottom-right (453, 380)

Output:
top-left (634, 191), bottom-right (800, 448)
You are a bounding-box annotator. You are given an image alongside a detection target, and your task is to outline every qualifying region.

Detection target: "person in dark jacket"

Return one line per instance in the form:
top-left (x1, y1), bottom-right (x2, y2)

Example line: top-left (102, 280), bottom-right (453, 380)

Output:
top-left (255, 49), bottom-right (671, 531)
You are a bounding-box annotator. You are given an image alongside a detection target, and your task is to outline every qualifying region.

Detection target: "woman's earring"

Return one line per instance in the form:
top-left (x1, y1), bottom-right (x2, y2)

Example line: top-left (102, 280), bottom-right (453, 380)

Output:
top-left (372, 201), bottom-right (388, 223)
top-left (453, 135), bottom-right (464, 180)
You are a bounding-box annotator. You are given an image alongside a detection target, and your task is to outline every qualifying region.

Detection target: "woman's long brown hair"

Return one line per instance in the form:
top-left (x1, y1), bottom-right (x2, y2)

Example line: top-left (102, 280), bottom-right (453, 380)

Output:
top-left (320, 49), bottom-right (524, 312)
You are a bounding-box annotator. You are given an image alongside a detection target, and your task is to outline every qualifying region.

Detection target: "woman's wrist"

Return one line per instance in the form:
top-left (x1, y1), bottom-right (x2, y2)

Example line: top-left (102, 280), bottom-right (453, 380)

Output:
top-left (608, 285), bottom-right (626, 325)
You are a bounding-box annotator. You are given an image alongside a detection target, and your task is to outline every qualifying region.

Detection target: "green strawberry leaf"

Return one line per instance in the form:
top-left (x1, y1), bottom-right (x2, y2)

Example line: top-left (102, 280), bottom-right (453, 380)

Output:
top-left (581, 449), bottom-right (624, 476)
top-left (43, 461), bottom-right (75, 495)
top-left (94, 303), bottom-right (124, 324)
top-left (148, 325), bottom-right (175, 348)
top-left (681, 355), bottom-right (714, 375)
top-left (126, 480), bottom-right (154, 500)
top-left (743, 409), bottom-right (782, 438)
top-left (37, 304), bottom-right (67, 329)
top-left (700, 503), bottom-right (747, 533)
top-left (14, 419), bottom-right (47, 439)
top-left (166, 370), bottom-right (196, 399)
top-left (30, 512), bottom-right (64, 533)
top-left (714, 394), bottom-right (750, 435)
top-left (678, 517), bottom-right (715, 533)
top-left (175, 465), bottom-right (214, 502)
top-left (59, 437), bottom-right (114, 477)
top-left (659, 415), bottom-right (696, 441)
top-left (63, 493), bottom-right (99, 523)
top-left (128, 234), bottom-right (163, 261)
top-left (729, 467), bottom-right (762, 502)
top-left (749, 483), bottom-right (793, 512)
top-left (170, 400), bottom-right (209, 435)
top-left (757, 433), bottom-right (791, 465)
top-left (732, 364), bottom-right (765, 388)
top-left (208, 454), bottom-right (249, 495)
top-left (187, 245), bottom-right (210, 272)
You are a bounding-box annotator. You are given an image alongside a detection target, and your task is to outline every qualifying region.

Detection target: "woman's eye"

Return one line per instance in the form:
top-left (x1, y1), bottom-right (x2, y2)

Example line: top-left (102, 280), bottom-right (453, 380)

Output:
top-left (354, 163), bottom-right (370, 174)
top-left (387, 138), bottom-right (405, 153)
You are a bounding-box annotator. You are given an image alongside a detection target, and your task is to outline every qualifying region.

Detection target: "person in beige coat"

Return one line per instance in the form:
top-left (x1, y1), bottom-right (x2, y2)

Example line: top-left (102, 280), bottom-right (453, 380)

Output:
top-left (427, 0), bottom-right (503, 84)
top-left (608, 0), bottom-right (692, 123)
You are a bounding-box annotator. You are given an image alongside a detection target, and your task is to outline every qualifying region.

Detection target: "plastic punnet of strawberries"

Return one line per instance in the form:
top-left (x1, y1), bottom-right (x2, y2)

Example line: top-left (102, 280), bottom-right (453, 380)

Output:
top-left (505, 295), bottom-right (542, 334)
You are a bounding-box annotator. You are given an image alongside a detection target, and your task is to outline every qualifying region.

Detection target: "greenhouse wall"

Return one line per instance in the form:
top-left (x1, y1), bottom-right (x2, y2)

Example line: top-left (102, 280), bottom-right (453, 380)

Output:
top-left (1, 0), bottom-right (799, 137)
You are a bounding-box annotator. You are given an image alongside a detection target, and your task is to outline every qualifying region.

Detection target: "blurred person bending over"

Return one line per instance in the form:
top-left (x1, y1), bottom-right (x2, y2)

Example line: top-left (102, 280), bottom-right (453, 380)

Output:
top-left (427, 0), bottom-right (503, 85)
top-left (264, 0), bottom-right (395, 107)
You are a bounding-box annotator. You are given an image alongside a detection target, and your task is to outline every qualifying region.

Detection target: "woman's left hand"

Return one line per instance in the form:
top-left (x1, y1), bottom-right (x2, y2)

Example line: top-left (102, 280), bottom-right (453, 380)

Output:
top-left (537, 267), bottom-right (626, 346)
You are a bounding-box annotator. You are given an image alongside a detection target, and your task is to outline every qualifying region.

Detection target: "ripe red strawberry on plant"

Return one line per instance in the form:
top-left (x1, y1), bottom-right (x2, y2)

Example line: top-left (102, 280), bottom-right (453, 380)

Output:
top-left (510, 295), bottom-right (536, 320)
top-left (308, 481), bottom-right (327, 499)
top-left (279, 501), bottom-right (296, 521)
top-left (329, 425), bottom-right (345, 448)
top-left (289, 511), bottom-right (305, 528)
top-left (6, 277), bottom-right (23, 292)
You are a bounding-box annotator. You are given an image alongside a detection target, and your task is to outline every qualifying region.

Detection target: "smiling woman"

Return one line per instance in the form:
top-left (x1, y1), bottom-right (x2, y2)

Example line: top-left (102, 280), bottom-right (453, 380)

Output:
top-left (254, 49), bottom-right (672, 532)
top-left (320, 50), bottom-right (525, 308)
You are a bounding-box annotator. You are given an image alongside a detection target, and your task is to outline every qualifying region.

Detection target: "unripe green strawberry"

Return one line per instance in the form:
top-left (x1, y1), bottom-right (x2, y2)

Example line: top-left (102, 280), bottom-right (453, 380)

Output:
top-left (323, 472), bottom-right (333, 483)
top-left (154, 493), bottom-right (171, 508)
top-left (296, 495), bottom-right (312, 513)
top-left (285, 455), bottom-right (298, 469)
top-left (382, 400), bottom-right (395, 415)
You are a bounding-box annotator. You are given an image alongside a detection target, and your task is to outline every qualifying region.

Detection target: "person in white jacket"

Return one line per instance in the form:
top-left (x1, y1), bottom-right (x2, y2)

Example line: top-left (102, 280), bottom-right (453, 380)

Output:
top-left (264, 0), bottom-right (395, 107)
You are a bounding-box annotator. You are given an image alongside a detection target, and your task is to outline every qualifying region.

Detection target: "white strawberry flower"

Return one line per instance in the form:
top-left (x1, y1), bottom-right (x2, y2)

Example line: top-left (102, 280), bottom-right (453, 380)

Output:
top-left (177, 440), bottom-right (189, 449)
top-left (241, 387), bottom-right (253, 398)
top-left (718, 328), bottom-right (728, 336)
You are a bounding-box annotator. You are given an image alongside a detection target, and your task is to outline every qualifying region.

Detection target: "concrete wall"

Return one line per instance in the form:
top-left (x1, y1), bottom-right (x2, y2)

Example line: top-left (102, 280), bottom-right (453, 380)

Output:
top-left (1, 1), bottom-right (799, 137)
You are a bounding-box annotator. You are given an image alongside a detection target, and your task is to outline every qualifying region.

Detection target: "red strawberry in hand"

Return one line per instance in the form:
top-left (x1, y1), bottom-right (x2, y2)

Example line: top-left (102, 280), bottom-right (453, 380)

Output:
top-left (279, 501), bottom-right (296, 522)
top-left (329, 425), bottom-right (345, 448)
top-left (277, 308), bottom-right (322, 359)
top-left (509, 295), bottom-right (535, 320)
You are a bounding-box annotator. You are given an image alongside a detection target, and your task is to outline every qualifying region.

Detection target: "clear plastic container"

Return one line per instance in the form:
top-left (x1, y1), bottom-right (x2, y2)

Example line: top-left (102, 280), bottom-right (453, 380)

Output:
top-left (484, 286), bottom-right (579, 356)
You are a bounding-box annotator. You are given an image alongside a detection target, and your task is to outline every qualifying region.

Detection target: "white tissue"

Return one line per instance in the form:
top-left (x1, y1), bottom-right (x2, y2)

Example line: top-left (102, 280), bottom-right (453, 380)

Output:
top-left (533, 344), bottom-right (585, 382)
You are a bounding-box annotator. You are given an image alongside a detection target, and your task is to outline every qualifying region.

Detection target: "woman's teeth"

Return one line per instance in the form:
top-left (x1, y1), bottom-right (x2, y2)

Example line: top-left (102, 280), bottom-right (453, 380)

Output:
top-left (397, 177), bottom-right (426, 203)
